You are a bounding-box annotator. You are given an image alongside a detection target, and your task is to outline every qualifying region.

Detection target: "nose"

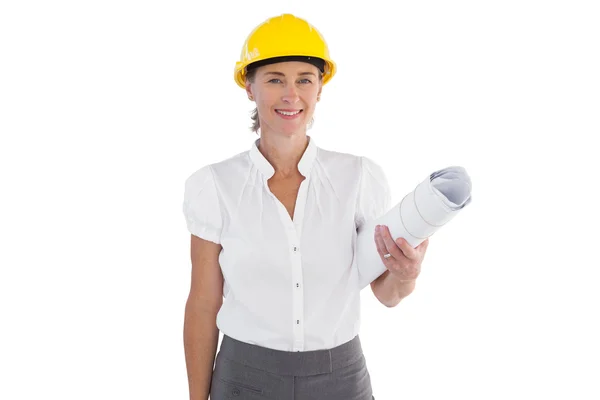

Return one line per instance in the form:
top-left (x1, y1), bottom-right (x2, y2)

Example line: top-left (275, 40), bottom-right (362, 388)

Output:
top-left (281, 84), bottom-right (300, 104)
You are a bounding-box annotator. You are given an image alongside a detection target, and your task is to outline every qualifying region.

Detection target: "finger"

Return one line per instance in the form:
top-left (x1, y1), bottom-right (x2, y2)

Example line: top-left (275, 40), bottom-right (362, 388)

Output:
top-left (374, 226), bottom-right (394, 263)
top-left (395, 236), bottom-right (418, 260)
top-left (416, 238), bottom-right (430, 258)
top-left (373, 227), bottom-right (387, 261)
top-left (414, 238), bottom-right (429, 253)
top-left (381, 225), bottom-right (407, 261)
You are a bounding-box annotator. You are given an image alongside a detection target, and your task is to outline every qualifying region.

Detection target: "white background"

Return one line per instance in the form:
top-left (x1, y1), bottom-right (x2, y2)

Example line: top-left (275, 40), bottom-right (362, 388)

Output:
top-left (1, 0), bottom-right (599, 399)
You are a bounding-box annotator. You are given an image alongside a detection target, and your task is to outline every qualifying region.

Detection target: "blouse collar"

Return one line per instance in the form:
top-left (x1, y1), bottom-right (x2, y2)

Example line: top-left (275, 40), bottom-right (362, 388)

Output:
top-left (249, 135), bottom-right (317, 179)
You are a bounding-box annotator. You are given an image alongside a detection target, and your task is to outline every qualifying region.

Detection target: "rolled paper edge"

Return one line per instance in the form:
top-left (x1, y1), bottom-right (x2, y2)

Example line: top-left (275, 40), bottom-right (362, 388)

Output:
top-left (356, 166), bottom-right (473, 289)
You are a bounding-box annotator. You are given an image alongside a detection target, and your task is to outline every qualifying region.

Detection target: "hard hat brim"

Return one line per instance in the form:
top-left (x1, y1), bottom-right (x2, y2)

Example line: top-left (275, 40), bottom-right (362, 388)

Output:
top-left (234, 58), bottom-right (336, 88)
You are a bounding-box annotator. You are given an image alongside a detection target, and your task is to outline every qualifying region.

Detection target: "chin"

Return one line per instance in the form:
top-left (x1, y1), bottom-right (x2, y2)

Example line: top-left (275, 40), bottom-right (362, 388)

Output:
top-left (276, 121), bottom-right (307, 136)
top-left (281, 126), bottom-right (306, 136)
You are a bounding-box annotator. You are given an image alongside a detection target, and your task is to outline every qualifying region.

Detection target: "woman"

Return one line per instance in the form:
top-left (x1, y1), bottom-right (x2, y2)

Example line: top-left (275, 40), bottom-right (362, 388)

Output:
top-left (182, 13), bottom-right (429, 400)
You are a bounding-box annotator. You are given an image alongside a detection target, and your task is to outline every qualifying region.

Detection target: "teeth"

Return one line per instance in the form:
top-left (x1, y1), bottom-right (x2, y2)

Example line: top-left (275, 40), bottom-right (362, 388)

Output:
top-left (277, 110), bottom-right (301, 116)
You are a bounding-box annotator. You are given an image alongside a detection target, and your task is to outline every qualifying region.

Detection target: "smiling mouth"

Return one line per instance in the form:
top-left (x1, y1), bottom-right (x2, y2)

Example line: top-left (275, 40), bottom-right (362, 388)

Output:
top-left (275, 109), bottom-right (303, 116)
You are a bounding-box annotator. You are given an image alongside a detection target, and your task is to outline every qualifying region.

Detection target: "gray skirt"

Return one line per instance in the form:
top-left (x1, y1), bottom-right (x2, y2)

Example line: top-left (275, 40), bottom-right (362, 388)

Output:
top-left (210, 334), bottom-right (375, 400)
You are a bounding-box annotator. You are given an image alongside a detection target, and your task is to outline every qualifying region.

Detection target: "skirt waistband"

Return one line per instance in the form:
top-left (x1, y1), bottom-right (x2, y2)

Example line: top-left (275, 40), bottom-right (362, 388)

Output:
top-left (218, 334), bottom-right (365, 377)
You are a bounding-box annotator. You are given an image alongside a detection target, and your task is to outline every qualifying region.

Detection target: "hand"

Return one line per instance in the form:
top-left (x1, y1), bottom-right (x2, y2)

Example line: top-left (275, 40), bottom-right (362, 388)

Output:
top-left (374, 225), bottom-right (429, 282)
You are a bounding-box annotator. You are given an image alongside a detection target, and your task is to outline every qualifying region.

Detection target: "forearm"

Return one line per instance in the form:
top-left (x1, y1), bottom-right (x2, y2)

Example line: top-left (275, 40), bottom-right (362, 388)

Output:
top-left (372, 270), bottom-right (416, 307)
top-left (184, 301), bottom-right (220, 400)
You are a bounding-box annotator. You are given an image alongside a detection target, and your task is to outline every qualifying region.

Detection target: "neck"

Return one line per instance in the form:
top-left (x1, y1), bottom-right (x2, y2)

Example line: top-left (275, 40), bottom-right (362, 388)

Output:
top-left (258, 133), bottom-right (309, 179)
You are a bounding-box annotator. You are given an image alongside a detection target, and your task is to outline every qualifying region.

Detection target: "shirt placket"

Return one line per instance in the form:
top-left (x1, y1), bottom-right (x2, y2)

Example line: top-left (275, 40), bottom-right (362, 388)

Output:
top-left (265, 175), bottom-right (310, 352)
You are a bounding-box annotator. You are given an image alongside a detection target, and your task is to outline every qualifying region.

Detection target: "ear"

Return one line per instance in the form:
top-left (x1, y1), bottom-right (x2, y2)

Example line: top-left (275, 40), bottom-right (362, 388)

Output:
top-left (317, 85), bottom-right (323, 101)
top-left (245, 82), bottom-right (254, 101)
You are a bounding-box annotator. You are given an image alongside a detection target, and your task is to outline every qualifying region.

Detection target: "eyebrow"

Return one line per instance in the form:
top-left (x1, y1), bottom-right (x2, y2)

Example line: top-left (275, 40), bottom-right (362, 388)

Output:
top-left (263, 71), bottom-right (317, 77)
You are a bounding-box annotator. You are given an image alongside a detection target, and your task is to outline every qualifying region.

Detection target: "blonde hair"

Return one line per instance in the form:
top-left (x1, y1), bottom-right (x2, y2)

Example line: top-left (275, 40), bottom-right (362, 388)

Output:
top-left (245, 67), bottom-right (323, 134)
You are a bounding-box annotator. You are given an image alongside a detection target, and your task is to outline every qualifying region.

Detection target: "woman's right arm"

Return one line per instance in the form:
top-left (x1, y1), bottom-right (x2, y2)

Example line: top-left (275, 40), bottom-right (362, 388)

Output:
top-left (184, 234), bottom-right (224, 400)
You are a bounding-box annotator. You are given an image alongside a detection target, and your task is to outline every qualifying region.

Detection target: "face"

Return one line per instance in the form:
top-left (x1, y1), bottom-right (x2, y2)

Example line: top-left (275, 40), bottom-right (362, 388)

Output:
top-left (246, 61), bottom-right (322, 137)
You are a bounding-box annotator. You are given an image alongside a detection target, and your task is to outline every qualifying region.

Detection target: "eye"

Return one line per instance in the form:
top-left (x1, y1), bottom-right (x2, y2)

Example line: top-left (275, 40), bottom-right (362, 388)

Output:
top-left (299, 79), bottom-right (312, 84)
top-left (268, 78), bottom-right (282, 83)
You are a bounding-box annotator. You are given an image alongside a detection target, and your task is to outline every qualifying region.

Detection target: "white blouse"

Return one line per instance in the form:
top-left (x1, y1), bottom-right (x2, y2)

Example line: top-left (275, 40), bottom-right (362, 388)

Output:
top-left (182, 135), bottom-right (390, 352)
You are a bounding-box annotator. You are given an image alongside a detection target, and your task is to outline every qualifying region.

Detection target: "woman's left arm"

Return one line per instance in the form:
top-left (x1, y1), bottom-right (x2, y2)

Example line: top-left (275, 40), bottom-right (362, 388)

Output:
top-left (371, 271), bottom-right (416, 308)
top-left (370, 224), bottom-right (430, 307)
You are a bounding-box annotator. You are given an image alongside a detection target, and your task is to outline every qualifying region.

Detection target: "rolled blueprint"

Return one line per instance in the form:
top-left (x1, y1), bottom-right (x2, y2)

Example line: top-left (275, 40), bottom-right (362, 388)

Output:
top-left (356, 166), bottom-right (473, 290)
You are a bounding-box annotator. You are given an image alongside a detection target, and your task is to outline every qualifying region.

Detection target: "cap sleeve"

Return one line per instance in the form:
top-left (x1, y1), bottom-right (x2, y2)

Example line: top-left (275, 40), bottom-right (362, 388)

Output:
top-left (182, 165), bottom-right (223, 244)
top-left (355, 156), bottom-right (391, 232)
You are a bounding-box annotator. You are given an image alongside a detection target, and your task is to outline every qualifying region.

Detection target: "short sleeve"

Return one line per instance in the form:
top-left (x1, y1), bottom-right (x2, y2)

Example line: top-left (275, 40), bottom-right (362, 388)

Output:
top-left (182, 165), bottom-right (223, 244)
top-left (355, 156), bottom-right (392, 231)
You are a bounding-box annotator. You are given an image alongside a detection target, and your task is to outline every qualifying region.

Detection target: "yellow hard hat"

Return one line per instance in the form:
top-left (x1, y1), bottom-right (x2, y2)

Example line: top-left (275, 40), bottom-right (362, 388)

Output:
top-left (234, 14), bottom-right (337, 89)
